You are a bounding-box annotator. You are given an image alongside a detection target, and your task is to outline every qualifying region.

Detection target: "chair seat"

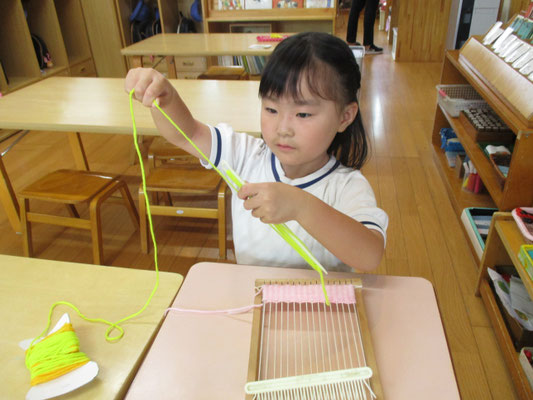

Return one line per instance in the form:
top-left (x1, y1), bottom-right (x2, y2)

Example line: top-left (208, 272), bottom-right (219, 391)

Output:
top-left (20, 169), bottom-right (117, 203)
top-left (145, 167), bottom-right (222, 193)
top-left (19, 169), bottom-right (139, 265)
top-left (149, 137), bottom-right (196, 160)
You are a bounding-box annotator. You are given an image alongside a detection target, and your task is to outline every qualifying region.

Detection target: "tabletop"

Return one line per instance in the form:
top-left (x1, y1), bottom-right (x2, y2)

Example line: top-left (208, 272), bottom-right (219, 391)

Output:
top-left (126, 262), bottom-right (460, 400)
top-left (0, 77), bottom-right (262, 135)
top-left (120, 33), bottom-right (281, 57)
top-left (0, 254), bottom-right (183, 399)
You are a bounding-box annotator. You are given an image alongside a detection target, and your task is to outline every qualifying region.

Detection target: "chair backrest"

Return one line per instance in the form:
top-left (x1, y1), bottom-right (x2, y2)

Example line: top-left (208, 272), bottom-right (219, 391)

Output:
top-left (197, 65), bottom-right (249, 80)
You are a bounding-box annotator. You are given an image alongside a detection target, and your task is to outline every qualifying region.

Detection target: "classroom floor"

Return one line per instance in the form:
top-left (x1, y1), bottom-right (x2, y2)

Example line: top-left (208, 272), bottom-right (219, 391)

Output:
top-left (0, 13), bottom-right (519, 400)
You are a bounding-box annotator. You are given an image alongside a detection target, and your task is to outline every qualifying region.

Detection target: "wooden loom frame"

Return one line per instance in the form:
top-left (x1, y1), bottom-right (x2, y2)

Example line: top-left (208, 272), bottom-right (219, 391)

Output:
top-left (246, 278), bottom-right (383, 399)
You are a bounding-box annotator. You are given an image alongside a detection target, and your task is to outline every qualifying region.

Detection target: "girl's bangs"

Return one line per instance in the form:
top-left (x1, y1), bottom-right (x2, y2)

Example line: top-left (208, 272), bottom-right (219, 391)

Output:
top-left (260, 54), bottom-right (341, 104)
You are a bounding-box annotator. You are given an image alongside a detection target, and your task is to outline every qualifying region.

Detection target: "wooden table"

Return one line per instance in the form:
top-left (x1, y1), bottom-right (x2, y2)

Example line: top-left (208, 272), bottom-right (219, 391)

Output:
top-left (0, 77), bottom-right (261, 232)
top-left (121, 33), bottom-right (281, 78)
top-left (0, 254), bottom-right (183, 399)
top-left (126, 262), bottom-right (461, 400)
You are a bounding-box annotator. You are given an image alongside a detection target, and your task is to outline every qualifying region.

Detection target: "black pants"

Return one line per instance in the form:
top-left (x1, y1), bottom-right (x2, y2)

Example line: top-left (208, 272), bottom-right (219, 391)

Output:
top-left (346, 0), bottom-right (379, 46)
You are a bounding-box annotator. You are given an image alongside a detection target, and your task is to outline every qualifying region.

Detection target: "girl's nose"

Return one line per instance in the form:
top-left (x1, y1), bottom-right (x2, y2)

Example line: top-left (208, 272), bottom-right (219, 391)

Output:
top-left (277, 116), bottom-right (294, 137)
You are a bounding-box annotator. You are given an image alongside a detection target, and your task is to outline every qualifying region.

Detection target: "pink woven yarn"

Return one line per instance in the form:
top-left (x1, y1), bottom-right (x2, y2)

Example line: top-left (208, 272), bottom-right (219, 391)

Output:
top-left (262, 284), bottom-right (356, 304)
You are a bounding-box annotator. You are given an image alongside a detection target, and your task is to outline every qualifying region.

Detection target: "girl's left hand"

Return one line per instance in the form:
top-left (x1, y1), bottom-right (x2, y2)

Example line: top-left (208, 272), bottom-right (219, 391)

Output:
top-left (238, 182), bottom-right (303, 224)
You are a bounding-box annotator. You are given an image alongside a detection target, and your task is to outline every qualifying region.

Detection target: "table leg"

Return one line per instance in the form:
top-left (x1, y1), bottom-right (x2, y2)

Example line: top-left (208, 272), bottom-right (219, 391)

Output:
top-left (68, 132), bottom-right (89, 171)
top-left (0, 155), bottom-right (21, 232)
top-left (166, 56), bottom-right (177, 79)
top-left (131, 56), bottom-right (143, 69)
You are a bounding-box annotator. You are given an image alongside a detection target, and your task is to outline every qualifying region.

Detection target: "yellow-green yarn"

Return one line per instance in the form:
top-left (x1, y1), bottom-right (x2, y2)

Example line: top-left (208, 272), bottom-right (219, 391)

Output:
top-left (24, 89), bottom-right (162, 386)
top-left (151, 98), bottom-right (330, 305)
top-left (26, 323), bottom-right (89, 386)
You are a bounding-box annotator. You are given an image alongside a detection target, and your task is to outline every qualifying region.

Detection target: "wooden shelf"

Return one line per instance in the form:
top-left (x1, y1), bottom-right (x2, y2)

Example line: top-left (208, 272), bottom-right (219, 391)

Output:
top-left (54, 0), bottom-right (93, 67)
top-left (460, 37), bottom-right (533, 128)
top-left (447, 50), bottom-right (529, 134)
top-left (479, 279), bottom-right (533, 399)
top-left (433, 47), bottom-right (533, 212)
top-left (201, 0), bottom-right (337, 33)
top-left (496, 219), bottom-right (533, 299)
top-left (0, 0), bottom-right (99, 93)
top-left (477, 213), bottom-right (533, 399)
top-left (431, 140), bottom-right (495, 214)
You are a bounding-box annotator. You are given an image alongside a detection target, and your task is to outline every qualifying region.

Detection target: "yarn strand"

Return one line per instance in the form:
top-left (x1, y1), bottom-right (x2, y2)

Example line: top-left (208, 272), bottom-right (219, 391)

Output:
top-left (24, 90), bottom-right (163, 387)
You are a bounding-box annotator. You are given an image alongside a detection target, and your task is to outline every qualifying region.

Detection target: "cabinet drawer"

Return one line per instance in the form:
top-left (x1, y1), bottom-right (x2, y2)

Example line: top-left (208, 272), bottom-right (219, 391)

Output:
top-left (177, 71), bottom-right (203, 79)
top-left (70, 59), bottom-right (96, 77)
top-left (174, 57), bottom-right (206, 72)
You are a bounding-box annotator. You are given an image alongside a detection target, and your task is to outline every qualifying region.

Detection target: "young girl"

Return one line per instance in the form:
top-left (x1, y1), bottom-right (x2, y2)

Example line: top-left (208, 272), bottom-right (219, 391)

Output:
top-left (125, 32), bottom-right (388, 272)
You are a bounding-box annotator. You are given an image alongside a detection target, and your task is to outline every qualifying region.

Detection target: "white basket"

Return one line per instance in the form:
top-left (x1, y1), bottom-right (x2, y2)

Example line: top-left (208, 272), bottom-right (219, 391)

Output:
top-left (436, 84), bottom-right (489, 117)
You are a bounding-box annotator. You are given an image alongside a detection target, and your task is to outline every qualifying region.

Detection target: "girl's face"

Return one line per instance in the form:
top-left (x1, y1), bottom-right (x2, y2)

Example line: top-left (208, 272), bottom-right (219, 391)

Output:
top-left (261, 78), bottom-right (357, 179)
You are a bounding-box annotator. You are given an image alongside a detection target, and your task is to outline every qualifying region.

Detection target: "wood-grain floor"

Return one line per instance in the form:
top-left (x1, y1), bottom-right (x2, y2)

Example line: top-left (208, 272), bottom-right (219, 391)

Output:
top-left (0, 14), bottom-right (519, 399)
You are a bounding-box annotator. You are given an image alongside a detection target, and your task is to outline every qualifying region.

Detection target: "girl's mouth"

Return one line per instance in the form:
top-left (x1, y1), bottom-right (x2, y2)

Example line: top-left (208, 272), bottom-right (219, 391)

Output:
top-left (277, 143), bottom-right (294, 151)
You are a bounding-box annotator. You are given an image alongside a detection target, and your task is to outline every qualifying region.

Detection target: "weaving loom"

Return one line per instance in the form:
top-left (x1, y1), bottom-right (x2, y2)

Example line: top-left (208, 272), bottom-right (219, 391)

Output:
top-left (245, 279), bottom-right (382, 399)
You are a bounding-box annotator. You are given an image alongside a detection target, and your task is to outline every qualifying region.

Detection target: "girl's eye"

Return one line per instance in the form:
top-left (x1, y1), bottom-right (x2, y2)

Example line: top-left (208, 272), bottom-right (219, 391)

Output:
top-left (297, 113), bottom-right (312, 118)
top-left (265, 107), bottom-right (277, 114)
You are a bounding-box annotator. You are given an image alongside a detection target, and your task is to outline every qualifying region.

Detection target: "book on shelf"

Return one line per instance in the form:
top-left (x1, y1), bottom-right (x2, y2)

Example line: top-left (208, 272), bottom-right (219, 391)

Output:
top-left (273, 0), bottom-right (304, 8)
top-left (244, 0), bottom-right (272, 9)
top-left (217, 55), bottom-right (266, 75)
top-left (305, 0), bottom-right (332, 7)
top-left (460, 207), bottom-right (497, 259)
top-left (527, 1), bottom-right (533, 19)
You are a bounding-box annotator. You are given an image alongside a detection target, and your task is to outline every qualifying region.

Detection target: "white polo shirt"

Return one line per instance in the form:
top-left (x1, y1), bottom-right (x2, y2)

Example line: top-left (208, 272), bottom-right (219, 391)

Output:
top-left (203, 124), bottom-right (388, 272)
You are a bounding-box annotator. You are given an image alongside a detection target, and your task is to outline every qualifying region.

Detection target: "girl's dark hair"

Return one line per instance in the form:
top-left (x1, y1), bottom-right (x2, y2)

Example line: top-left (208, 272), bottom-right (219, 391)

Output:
top-left (259, 32), bottom-right (368, 169)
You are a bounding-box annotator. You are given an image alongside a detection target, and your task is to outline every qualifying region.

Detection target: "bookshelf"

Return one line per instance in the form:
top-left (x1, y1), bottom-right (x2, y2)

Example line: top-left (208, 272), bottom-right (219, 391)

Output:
top-left (431, 20), bottom-right (533, 214)
top-left (476, 212), bottom-right (533, 399)
top-left (200, 0), bottom-right (337, 33)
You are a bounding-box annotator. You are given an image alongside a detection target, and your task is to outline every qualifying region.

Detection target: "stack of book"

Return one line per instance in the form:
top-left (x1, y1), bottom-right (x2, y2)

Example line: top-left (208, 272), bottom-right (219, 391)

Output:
top-left (217, 55), bottom-right (267, 76)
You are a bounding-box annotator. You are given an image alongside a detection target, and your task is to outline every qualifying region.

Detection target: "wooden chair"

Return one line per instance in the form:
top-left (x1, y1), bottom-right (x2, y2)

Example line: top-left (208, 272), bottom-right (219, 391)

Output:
top-left (197, 65), bottom-right (249, 80)
top-left (139, 166), bottom-right (228, 259)
top-left (147, 137), bottom-right (198, 170)
top-left (19, 169), bottom-right (139, 265)
top-left (139, 67), bottom-right (243, 259)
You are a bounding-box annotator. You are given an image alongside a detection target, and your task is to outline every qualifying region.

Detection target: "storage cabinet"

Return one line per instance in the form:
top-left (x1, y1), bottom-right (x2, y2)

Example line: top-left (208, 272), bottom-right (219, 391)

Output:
top-left (0, 0), bottom-right (181, 89)
top-left (0, 0), bottom-right (97, 95)
top-left (54, 0), bottom-right (95, 77)
top-left (200, 0), bottom-right (337, 33)
top-left (476, 212), bottom-right (533, 399)
top-left (431, 39), bottom-right (533, 214)
top-left (82, 0), bottom-right (179, 77)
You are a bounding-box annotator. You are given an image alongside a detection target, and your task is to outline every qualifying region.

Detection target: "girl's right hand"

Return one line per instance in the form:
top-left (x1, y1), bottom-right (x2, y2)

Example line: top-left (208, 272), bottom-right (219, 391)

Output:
top-left (124, 68), bottom-right (176, 109)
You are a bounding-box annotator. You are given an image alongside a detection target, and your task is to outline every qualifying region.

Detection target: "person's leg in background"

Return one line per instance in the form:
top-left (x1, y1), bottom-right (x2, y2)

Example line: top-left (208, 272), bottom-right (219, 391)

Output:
top-left (346, 0), bottom-right (365, 45)
top-left (362, 0), bottom-right (383, 54)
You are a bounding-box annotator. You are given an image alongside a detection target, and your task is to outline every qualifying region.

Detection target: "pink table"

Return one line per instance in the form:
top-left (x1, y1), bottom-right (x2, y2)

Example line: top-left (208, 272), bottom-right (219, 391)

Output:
top-left (126, 263), bottom-right (460, 399)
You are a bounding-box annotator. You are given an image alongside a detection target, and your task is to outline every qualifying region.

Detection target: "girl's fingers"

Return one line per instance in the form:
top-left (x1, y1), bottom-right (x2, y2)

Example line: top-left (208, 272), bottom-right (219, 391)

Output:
top-left (238, 183), bottom-right (258, 200)
top-left (124, 68), bottom-right (166, 108)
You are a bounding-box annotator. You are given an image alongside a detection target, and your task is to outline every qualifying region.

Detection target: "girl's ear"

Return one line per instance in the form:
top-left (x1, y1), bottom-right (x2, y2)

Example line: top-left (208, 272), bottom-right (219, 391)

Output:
top-left (338, 102), bottom-right (359, 132)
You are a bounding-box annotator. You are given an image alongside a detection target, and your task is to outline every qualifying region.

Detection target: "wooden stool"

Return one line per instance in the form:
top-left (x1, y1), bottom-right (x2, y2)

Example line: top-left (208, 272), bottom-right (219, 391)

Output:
top-left (19, 169), bottom-right (139, 265)
top-left (198, 65), bottom-right (249, 80)
top-left (139, 166), bottom-right (228, 259)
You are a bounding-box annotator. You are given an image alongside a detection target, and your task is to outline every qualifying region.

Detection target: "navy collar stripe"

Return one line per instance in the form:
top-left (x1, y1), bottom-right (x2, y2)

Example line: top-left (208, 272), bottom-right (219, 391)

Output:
top-left (271, 153), bottom-right (280, 181)
top-left (270, 153), bottom-right (340, 189)
top-left (213, 127), bottom-right (221, 167)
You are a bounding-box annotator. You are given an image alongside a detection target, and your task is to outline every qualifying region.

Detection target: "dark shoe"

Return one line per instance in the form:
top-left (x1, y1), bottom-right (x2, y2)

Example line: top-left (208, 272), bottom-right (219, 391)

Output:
top-left (347, 41), bottom-right (362, 46)
top-left (366, 44), bottom-right (383, 54)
